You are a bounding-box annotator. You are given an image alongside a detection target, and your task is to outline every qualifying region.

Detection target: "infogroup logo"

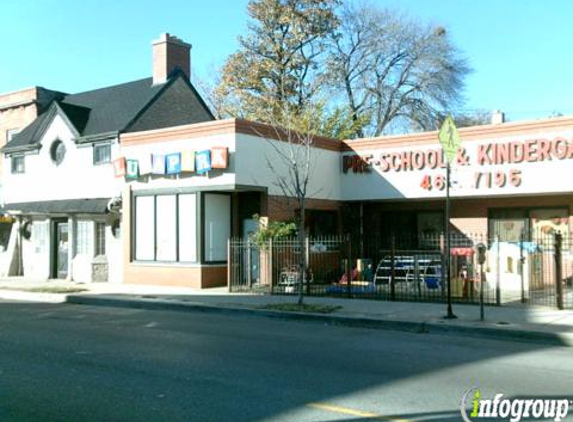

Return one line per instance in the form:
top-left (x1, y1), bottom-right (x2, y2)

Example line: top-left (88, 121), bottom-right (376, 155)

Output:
top-left (460, 387), bottom-right (571, 422)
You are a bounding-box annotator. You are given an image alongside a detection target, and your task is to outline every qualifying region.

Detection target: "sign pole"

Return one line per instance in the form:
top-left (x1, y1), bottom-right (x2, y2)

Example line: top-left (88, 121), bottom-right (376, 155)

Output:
top-left (438, 115), bottom-right (460, 320)
top-left (445, 161), bottom-right (456, 319)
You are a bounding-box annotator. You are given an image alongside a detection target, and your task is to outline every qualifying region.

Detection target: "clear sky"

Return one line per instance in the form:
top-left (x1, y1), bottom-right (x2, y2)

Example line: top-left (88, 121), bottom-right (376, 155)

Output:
top-left (2, 0), bottom-right (572, 122)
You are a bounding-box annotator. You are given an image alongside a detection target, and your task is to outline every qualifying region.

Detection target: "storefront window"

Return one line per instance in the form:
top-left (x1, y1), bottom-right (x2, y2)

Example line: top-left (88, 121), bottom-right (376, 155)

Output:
top-left (134, 193), bottom-right (199, 262)
top-left (204, 194), bottom-right (231, 262)
top-left (306, 210), bottom-right (338, 236)
top-left (417, 212), bottom-right (444, 249)
top-left (178, 194), bottom-right (197, 262)
top-left (156, 195), bottom-right (177, 261)
top-left (489, 208), bottom-right (569, 241)
top-left (489, 209), bottom-right (528, 242)
top-left (135, 196), bottom-right (155, 260)
top-left (530, 208), bottom-right (568, 237)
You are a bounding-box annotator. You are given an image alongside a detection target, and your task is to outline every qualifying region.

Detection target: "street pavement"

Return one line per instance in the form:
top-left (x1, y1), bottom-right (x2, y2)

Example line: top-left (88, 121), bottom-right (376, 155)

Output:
top-left (0, 299), bottom-right (572, 422)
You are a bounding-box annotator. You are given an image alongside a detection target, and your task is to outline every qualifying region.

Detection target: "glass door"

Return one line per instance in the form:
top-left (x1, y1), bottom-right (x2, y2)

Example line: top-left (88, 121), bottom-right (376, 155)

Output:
top-left (53, 221), bottom-right (69, 279)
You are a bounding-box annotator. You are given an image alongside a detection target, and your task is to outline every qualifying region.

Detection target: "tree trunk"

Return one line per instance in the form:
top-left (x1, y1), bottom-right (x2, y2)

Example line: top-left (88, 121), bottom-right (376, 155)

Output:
top-left (298, 200), bottom-right (306, 305)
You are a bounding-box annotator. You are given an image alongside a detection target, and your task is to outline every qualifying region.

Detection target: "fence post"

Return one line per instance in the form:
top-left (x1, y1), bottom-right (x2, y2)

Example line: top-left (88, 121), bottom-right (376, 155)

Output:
top-left (555, 232), bottom-right (564, 310)
top-left (415, 256), bottom-right (421, 298)
top-left (495, 235), bottom-right (501, 306)
top-left (247, 238), bottom-right (252, 288)
top-left (480, 262), bottom-right (485, 321)
top-left (440, 233), bottom-right (445, 299)
top-left (227, 238), bottom-right (232, 292)
top-left (346, 234), bottom-right (352, 298)
top-left (269, 238), bottom-right (273, 293)
top-left (390, 234), bottom-right (396, 301)
top-left (306, 236), bottom-right (311, 295)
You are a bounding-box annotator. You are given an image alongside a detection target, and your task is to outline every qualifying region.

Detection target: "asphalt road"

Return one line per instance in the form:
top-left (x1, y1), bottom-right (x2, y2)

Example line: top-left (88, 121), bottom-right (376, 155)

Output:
top-left (0, 299), bottom-right (572, 422)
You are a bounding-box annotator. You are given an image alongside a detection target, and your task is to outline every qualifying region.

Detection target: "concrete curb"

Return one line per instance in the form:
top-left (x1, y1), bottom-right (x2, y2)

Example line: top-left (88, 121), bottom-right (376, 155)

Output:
top-left (64, 294), bottom-right (573, 347)
top-left (0, 289), bottom-right (68, 303)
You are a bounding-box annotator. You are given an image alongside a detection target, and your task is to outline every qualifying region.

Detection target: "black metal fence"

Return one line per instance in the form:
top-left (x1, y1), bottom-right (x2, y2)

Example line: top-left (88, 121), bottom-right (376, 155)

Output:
top-left (228, 231), bottom-right (573, 309)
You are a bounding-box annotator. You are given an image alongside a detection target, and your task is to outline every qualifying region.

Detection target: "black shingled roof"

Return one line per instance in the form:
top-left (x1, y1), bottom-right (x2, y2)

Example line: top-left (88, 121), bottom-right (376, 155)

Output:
top-left (4, 198), bottom-right (110, 214)
top-left (62, 77), bottom-right (164, 137)
top-left (2, 76), bottom-right (179, 153)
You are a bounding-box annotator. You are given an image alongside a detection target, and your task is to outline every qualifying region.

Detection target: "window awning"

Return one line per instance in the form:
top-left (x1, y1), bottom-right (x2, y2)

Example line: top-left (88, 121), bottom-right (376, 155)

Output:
top-left (4, 198), bottom-right (111, 214)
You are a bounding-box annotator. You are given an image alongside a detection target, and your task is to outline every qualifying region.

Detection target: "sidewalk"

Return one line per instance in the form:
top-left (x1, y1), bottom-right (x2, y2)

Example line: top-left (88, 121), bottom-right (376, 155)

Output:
top-left (1, 277), bottom-right (573, 347)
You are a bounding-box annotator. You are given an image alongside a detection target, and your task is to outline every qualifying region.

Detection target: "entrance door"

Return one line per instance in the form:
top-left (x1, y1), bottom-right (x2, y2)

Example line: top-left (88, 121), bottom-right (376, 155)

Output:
top-left (53, 221), bottom-right (69, 279)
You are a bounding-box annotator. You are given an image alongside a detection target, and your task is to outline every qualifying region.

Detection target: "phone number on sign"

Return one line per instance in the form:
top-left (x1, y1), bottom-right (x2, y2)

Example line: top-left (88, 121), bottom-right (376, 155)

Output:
top-left (420, 170), bottom-right (522, 191)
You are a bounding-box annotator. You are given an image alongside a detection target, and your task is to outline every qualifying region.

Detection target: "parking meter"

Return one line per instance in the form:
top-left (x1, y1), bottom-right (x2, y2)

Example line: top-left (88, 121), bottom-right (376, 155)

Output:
top-left (476, 243), bottom-right (486, 321)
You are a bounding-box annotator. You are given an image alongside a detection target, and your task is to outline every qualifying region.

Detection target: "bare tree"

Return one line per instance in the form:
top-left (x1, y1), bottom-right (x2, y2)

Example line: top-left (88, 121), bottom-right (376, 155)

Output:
top-left (451, 110), bottom-right (492, 128)
top-left (328, 3), bottom-right (471, 137)
top-left (254, 104), bottom-right (329, 305)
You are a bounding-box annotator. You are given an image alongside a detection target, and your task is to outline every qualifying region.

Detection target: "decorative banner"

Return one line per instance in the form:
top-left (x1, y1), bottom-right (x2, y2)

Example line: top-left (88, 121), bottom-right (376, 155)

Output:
top-left (211, 147), bottom-right (228, 169)
top-left (113, 157), bottom-right (126, 178)
top-left (126, 159), bottom-right (139, 180)
top-left (123, 147), bottom-right (228, 180)
top-left (152, 154), bottom-right (166, 175)
top-left (181, 150), bottom-right (195, 172)
top-left (138, 154), bottom-right (153, 175)
top-left (166, 153), bottom-right (182, 175)
top-left (195, 150), bottom-right (211, 174)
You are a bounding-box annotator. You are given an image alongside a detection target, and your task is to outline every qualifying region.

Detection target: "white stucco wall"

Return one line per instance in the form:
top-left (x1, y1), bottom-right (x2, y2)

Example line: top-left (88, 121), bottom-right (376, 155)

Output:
top-left (3, 114), bottom-right (123, 204)
top-left (234, 133), bottom-right (342, 200)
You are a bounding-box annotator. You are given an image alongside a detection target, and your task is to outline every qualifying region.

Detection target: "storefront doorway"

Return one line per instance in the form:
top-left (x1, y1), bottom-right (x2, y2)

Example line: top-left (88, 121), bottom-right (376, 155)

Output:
top-left (52, 220), bottom-right (69, 279)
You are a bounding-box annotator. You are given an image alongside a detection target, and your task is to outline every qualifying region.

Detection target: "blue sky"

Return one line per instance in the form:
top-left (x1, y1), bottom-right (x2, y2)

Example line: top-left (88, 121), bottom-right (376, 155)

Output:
top-left (2, 0), bottom-right (572, 122)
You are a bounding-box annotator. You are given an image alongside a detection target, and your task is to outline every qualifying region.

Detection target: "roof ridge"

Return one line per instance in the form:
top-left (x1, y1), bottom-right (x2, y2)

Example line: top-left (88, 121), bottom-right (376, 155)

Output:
top-left (63, 76), bottom-right (158, 99)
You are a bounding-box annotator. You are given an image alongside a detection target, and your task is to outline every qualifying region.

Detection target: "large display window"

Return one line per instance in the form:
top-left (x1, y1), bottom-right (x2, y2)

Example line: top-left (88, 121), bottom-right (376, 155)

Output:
top-left (133, 191), bottom-right (232, 263)
top-left (134, 193), bottom-right (198, 262)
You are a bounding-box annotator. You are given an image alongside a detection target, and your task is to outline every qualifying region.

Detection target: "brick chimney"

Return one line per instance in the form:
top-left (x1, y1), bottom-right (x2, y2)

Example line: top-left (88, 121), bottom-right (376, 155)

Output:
top-left (152, 33), bottom-right (191, 85)
top-left (491, 110), bottom-right (505, 125)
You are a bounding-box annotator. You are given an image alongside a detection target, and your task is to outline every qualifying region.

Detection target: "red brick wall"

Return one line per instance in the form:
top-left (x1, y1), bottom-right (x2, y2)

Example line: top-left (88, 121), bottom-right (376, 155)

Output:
top-left (262, 194), bottom-right (341, 222)
top-left (0, 88), bottom-right (40, 178)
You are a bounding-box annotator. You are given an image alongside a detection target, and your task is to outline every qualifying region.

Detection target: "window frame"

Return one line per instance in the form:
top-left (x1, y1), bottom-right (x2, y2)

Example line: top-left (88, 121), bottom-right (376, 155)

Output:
top-left (132, 191), bottom-right (201, 264)
top-left (50, 139), bottom-right (66, 166)
top-left (75, 220), bottom-right (92, 255)
top-left (95, 222), bottom-right (106, 256)
top-left (93, 143), bottom-right (112, 165)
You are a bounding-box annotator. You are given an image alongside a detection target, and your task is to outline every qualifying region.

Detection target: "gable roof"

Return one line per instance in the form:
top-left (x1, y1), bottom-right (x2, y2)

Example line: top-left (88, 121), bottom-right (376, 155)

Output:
top-left (3, 71), bottom-right (214, 153)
